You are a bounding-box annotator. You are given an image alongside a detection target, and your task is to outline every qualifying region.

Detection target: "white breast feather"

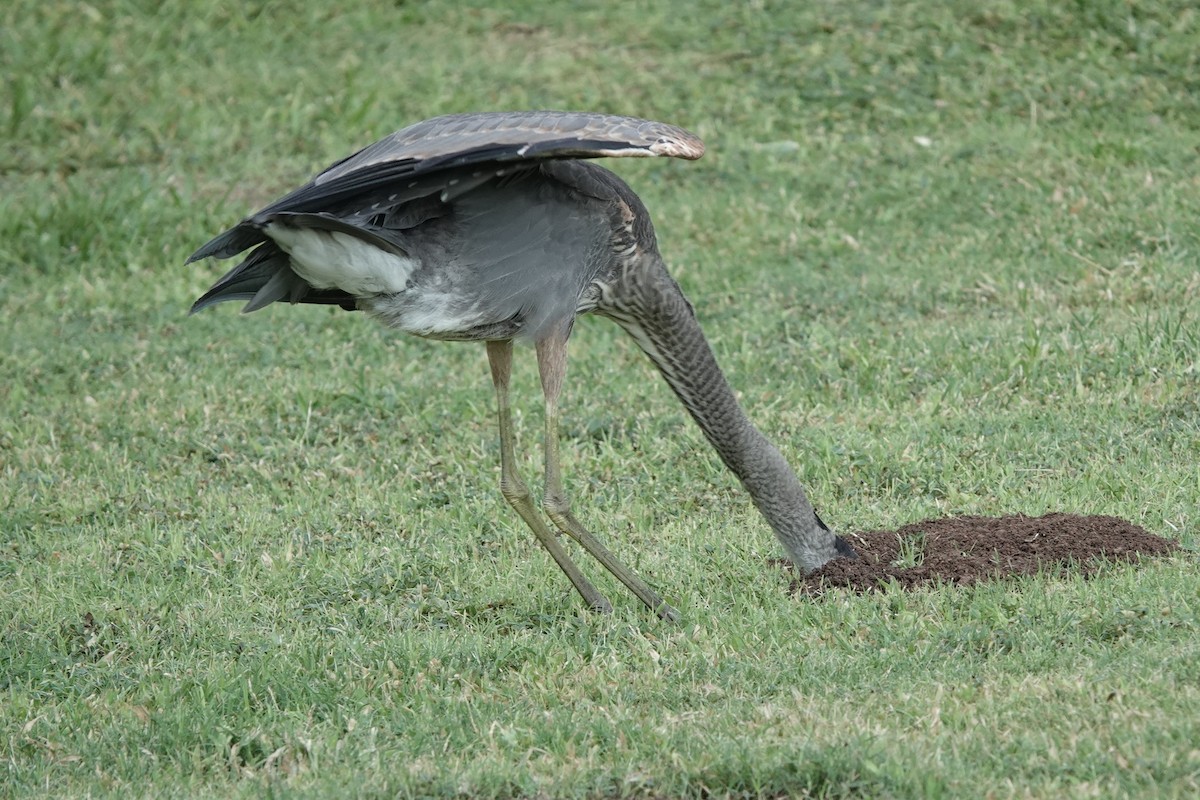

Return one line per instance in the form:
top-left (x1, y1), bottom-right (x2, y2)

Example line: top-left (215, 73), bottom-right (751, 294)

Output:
top-left (363, 291), bottom-right (486, 336)
top-left (265, 223), bottom-right (416, 295)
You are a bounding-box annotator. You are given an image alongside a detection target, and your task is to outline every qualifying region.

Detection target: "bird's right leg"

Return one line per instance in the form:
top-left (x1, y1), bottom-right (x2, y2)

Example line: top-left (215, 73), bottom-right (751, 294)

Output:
top-left (485, 340), bottom-right (613, 614)
top-left (535, 331), bottom-right (680, 622)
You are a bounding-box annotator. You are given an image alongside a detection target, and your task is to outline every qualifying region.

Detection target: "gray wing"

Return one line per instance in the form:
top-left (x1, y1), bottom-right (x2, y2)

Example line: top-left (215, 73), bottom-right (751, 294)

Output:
top-left (187, 111), bottom-right (704, 263)
top-left (317, 111), bottom-right (705, 185)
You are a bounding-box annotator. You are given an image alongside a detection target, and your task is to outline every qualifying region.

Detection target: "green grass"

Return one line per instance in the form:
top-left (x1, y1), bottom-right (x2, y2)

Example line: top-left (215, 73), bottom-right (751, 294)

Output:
top-left (3, 0), bottom-right (1199, 796)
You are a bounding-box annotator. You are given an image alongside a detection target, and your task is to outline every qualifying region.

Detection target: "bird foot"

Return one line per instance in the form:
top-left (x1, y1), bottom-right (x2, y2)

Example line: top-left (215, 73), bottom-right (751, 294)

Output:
top-left (656, 602), bottom-right (681, 623)
top-left (590, 598), bottom-right (615, 614)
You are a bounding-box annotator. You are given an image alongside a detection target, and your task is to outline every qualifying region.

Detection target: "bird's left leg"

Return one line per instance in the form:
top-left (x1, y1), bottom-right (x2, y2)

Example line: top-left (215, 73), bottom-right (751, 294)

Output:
top-left (536, 329), bottom-right (680, 621)
top-left (487, 340), bottom-right (613, 614)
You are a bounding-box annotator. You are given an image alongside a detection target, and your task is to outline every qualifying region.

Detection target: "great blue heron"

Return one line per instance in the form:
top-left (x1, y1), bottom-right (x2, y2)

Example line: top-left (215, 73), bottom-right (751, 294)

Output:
top-left (188, 111), bottom-right (856, 619)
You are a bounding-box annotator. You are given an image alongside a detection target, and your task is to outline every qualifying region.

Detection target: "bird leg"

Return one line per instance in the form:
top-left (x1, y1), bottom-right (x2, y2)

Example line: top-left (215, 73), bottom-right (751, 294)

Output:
top-left (535, 331), bottom-right (680, 621)
top-left (485, 340), bottom-right (613, 614)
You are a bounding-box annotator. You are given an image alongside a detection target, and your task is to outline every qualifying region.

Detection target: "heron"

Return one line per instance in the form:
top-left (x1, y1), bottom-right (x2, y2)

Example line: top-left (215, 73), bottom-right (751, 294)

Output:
top-left (188, 111), bottom-right (856, 619)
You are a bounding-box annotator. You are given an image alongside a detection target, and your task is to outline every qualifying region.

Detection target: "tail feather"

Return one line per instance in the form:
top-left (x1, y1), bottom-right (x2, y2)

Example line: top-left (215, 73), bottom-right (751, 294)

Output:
top-left (186, 224), bottom-right (265, 264)
top-left (189, 198), bottom-right (420, 316)
top-left (190, 244), bottom-right (285, 313)
top-left (189, 242), bottom-right (355, 314)
top-left (242, 264), bottom-right (309, 312)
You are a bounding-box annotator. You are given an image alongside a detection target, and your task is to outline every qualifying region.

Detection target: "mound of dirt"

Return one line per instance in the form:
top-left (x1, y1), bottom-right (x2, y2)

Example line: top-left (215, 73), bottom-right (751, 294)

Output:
top-left (791, 513), bottom-right (1179, 595)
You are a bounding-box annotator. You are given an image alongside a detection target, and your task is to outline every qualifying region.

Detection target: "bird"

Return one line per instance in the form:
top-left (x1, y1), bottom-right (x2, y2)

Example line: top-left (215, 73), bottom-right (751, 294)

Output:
top-left (187, 110), bottom-right (857, 619)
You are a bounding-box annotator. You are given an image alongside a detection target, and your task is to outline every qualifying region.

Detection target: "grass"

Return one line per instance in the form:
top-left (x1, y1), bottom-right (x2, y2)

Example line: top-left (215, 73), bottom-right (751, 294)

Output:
top-left (890, 533), bottom-right (926, 570)
top-left (2, 0), bottom-right (1198, 796)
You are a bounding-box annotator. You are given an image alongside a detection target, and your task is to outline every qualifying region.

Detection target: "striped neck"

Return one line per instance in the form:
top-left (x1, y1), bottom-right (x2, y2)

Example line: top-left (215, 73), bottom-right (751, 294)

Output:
top-left (599, 257), bottom-right (852, 572)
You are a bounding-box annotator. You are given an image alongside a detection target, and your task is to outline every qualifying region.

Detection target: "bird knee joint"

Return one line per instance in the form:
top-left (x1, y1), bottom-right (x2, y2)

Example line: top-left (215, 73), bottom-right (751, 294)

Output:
top-left (543, 492), bottom-right (571, 517)
top-left (500, 479), bottom-right (532, 506)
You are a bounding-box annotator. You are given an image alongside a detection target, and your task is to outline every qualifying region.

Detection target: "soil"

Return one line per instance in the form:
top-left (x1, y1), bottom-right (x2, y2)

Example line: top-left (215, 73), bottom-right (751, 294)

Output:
top-left (789, 513), bottom-right (1180, 595)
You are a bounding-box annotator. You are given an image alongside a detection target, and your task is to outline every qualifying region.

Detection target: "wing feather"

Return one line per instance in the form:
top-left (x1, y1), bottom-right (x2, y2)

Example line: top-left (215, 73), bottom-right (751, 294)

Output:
top-left (315, 111), bottom-right (705, 186)
top-left (187, 112), bottom-right (703, 264)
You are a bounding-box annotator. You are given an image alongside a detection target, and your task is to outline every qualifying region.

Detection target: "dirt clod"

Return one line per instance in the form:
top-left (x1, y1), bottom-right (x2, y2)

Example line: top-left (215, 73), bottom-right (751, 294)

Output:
top-left (790, 513), bottom-right (1179, 595)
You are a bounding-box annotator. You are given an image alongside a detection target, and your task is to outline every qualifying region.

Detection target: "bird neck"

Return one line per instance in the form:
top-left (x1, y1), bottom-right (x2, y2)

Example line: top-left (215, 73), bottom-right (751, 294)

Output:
top-left (600, 257), bottom-right (849, 572)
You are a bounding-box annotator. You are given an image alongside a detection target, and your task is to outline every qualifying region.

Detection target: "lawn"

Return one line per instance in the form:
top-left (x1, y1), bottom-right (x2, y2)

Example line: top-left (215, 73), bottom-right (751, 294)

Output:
top-left (2, 1), bottom-right (1198, 797)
